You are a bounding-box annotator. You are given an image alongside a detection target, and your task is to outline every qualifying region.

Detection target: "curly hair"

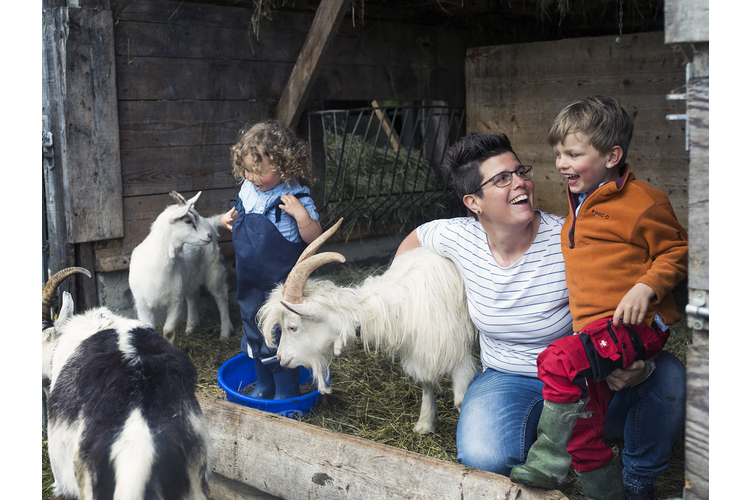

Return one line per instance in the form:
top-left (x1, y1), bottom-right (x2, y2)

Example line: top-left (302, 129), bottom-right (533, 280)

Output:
top-left (230, 120), bottom-right (314, 186)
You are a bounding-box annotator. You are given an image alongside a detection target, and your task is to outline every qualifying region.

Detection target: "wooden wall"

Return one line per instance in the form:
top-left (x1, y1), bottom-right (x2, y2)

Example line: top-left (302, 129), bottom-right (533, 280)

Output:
top-left (80, 0), bottom-right (468, 272)
top-left (465, 31), bottom-right (690, 228)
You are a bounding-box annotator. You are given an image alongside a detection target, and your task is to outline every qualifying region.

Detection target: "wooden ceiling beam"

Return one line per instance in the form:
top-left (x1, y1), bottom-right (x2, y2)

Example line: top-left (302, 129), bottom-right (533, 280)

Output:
top-left (274, 0), bottom-right (352, 128)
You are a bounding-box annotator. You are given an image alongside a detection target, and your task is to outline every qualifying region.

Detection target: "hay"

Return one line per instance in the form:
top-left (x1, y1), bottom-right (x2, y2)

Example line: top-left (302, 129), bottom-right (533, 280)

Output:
top-left (322, 127), bottom-right (461, 238)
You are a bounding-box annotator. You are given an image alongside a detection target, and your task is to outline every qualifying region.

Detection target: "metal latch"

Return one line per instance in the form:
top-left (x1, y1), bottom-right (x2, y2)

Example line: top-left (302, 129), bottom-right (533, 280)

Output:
top-left (685, 289), bottom-right (709, 330)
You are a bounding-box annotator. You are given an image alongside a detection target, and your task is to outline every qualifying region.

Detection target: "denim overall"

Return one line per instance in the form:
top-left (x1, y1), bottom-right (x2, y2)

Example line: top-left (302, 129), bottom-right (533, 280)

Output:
top-left (232, 195), bottom-right (309, 370)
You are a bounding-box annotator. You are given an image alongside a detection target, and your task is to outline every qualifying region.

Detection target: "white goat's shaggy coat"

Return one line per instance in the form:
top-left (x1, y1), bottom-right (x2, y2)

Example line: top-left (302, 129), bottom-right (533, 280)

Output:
top-left (129, 191), bottom-right (232, 343)
top-left (258, 247), bottom-right (479, 434)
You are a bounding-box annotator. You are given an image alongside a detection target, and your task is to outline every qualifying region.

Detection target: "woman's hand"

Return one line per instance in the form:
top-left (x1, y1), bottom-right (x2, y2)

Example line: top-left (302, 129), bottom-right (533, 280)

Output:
top-left (605, 359), bottom-right (653, 391)
top-left (221, 207), bottom-right (238, 231)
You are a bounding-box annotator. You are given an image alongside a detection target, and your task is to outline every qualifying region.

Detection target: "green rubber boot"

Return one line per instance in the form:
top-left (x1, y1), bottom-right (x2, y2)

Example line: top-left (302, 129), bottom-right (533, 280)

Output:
top-left (575, 453), bottom-right (625, 500)
top-left (510, 398), bottom-right (592, 489)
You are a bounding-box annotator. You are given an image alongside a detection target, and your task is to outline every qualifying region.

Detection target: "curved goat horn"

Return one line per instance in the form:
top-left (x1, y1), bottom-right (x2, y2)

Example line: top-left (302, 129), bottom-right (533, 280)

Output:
top-left (282, 218), bottom-right (345, 304)
top-left (42, 267), bottom-right (92, 321)
top-left (296, 217), bottom-right (343, 264)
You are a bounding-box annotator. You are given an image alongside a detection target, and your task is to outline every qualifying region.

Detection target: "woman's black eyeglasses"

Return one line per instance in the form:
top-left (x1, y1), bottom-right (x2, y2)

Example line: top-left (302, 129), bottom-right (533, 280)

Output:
top-left (471, 165), bottom-right (533, 194)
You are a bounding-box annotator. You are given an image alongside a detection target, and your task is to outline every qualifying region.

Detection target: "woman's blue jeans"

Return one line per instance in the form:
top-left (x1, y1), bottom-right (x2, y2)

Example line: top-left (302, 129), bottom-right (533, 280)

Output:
top-left (455, 351), bottom-right (686, 488)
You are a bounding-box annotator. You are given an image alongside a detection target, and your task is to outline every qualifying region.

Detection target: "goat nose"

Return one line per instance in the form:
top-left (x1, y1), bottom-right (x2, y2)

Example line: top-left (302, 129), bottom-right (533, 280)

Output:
top-left (206, 233), bottom-right (213, 242)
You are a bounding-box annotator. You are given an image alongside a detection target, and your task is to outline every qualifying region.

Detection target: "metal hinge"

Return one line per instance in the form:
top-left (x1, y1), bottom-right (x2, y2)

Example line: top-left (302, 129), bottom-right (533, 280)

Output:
top-left (685, 288), bottom-right (709, 331)
top-left (666, 62), bottom-right (693, 151)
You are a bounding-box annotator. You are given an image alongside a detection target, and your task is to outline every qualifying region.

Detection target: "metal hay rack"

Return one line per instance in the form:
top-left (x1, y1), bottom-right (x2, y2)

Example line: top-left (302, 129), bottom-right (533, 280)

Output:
top-left (306, 103), bottom-right (466, 236)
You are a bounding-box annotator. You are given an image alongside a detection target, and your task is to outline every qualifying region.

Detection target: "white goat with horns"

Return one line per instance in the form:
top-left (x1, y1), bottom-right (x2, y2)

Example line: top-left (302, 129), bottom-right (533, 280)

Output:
top-left (258, 218), bottom-right (479, 434)
top-left (129, 191), bottom-right (232, 344)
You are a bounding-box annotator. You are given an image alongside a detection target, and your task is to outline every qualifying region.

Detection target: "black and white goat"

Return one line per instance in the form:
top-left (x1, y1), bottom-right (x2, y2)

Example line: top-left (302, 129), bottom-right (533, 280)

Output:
top-left (257, 219), bottom-right (479, 434)
top-left (43, 268), bottom-right (211, 500)
top-left (129, 191), bottom-right (232, 343)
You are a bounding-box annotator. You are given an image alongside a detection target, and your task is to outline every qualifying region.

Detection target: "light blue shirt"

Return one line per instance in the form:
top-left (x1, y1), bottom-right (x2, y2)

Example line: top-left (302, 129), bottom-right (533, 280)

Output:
top-left (237, 180), bottom-right (319, 243)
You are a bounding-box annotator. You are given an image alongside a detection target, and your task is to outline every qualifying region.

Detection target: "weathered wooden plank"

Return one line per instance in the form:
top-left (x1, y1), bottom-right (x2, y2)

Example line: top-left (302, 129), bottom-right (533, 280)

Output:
top-left (687, 75), bottom-right (709, 291)
top-left (43, 9), bottom-right (76, 276)
top-left (115, 54), bottom-right (461, 104)
top-left (466, 32), bottom-right (689, 225)
top-left (118, 100), bottom-right (275, 149)
top-left (62, 7), bottom-right (124, 243)
top-left (114, 9), bottom-right (467, 68)
top-left (115, 56), bottom-right (292, 101)
top-left (683, 344), bottom-right (709, 500)
top-left (275, 0), bottom-right (352, 128)
top-left (197, 394), bottom-right (568, 500)
top-left (120, 145), bottom-right (237, 197)
top-left (112, 0), bottom-right (282, 30)
top-left (664, 0), bottom-right (709, 44)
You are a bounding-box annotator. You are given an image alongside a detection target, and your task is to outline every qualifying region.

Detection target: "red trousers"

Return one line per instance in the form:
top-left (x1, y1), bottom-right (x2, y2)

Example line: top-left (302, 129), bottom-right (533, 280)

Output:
top-left (537, 317), bottom-right (669, 471)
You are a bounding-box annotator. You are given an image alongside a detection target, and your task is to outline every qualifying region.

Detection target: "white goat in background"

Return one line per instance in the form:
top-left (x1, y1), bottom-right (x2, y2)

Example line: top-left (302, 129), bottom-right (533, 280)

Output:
top-left (258, 219), bottom-right (479, 434)
top-left (129, 191), bottom-right (233, 343)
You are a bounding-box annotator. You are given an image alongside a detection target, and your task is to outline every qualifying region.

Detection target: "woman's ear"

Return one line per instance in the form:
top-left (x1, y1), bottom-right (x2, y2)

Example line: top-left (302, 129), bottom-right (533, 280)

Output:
top-left (463, 193), bottom-right (480, 216)
top-left (607, 146), bottom-right (624, 168)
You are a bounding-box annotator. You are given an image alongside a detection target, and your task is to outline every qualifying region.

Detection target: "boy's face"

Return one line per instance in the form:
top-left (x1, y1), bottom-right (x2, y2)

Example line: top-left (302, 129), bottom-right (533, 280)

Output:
top-left (553, 133), bottom-right (620, 195)
top-left (243, 154), bottom-right (281, 192)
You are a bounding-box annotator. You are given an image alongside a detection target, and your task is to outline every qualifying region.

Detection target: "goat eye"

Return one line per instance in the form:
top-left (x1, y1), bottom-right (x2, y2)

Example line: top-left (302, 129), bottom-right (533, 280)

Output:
top-left (288, 325), bottom-right (297, 333)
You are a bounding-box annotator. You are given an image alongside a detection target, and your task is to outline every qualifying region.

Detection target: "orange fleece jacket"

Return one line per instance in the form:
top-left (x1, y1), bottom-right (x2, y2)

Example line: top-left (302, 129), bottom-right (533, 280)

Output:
top-left (561, 165), bottom-right (688, 332)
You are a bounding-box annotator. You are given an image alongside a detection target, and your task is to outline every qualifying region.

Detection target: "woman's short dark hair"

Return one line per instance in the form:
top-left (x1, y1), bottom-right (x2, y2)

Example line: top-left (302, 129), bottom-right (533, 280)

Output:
top-left (441, 132), bottom-right (519, 199)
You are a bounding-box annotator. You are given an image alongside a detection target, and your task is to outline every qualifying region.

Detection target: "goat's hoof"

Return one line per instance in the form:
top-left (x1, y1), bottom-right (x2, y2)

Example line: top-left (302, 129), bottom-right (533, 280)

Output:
top-left (412, 422), bottom-right (435, 435)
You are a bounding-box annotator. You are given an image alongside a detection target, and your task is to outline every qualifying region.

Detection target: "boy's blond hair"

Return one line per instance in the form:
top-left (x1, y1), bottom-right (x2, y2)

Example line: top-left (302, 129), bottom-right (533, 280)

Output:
top-left (230, 120), bottom-right (313, 186)
top-left (547, 96), bottom-right (633, 168)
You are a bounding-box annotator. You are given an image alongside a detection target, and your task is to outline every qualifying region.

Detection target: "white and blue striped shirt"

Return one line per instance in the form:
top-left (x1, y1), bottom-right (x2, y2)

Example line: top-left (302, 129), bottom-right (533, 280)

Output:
top-left (237, 180), bottom-right (319, 243)
top-left (417, 212), bottom-right (573, 376)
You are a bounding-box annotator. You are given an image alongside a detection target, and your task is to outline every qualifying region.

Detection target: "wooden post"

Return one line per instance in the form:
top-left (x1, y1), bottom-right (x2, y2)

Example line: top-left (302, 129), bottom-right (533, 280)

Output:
top-left (664, 1), bottom-right (709, 498)
top-left (197, 395), bottom-right (568, 500)
top-left (274, 0), bottom-right (352, 129)
top-left (43, 0), bottom-right (124, 308)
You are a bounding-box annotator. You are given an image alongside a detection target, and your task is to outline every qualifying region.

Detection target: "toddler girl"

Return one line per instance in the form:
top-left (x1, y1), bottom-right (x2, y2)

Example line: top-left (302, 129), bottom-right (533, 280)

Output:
top-left (221, 120), bottom-right (322, 399)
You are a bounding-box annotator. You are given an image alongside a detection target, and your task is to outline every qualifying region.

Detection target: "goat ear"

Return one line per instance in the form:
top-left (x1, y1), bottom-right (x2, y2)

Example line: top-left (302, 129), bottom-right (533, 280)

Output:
top-left (56, 292), bottom-right (75, 327)
top-left (281, 300), bottom-right (314, 318)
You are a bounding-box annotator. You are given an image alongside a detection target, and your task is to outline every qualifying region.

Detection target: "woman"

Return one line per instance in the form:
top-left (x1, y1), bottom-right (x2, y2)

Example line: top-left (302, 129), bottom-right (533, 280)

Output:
top-left (395, 132), bottom-right (685, 499)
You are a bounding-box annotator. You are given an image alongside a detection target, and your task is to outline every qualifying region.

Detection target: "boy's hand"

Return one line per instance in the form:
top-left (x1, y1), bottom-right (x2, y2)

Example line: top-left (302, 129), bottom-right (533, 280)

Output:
top-left (221, 207), bottom-right (238, 231)
top-left (612, 282), bottom-right (656, 327)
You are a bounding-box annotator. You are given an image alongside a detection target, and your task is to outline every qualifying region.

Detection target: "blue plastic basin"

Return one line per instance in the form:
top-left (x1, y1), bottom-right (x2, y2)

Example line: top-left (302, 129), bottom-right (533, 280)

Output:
top-left (217, 353), bottom-right (322, 418)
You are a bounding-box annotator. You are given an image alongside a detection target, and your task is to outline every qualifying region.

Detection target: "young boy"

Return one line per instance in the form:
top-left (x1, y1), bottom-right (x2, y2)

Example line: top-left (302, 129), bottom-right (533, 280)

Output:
top-left (510, 96), bottom-right (688, 499)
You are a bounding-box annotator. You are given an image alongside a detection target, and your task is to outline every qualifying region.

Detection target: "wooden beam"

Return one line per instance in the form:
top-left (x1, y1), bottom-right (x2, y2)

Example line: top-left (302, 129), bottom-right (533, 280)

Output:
top-left (197, 394), bottom-right (567, 500)
top-left (274, 0), bottom-right (352, 128)
top-left (371, 100), bottom-right (401, 151)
